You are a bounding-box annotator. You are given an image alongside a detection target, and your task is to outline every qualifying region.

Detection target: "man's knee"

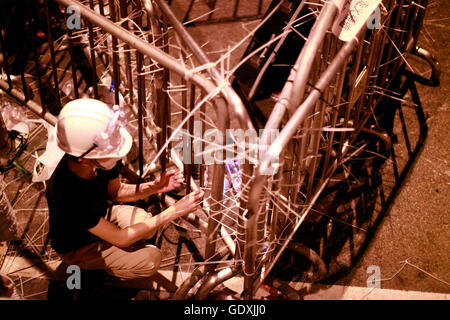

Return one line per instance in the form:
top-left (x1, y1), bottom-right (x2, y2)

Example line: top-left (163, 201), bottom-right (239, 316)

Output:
top-left (137, 245), bottom-right (162, 277)
top-left (106, 245), bottom-right (162, 280)
top-left (109, 205), bottom-right (153, 229)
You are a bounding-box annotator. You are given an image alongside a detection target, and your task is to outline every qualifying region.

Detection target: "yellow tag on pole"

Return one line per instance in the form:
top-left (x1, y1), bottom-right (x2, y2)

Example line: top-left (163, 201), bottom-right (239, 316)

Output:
top-left (350, 67), bottom-right (368, 109)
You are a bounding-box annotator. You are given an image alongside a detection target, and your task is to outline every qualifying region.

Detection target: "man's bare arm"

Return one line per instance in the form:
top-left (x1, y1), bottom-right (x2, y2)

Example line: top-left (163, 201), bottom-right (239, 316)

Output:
top-left (107, 169), bottom-right (184, 203)
top-left (88, 190), bottom-right (204, 248)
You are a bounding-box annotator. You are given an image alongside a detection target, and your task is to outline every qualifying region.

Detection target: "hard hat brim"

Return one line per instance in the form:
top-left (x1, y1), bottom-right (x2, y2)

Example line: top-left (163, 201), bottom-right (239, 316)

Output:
top-left (55, 125), bottom-right (133, 159)
top-left (115, 127), bottom-right (133, 158)
top-left (84, 127), bottom-right (133, 159)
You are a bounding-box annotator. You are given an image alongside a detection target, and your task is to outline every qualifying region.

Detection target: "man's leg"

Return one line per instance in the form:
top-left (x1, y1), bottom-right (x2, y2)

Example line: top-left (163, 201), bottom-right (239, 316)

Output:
top-left (106, 204), bottom-right (157, 239)
top-left (61, 205), bottom-right (161, 280)
top-left (61, 241), bottom-right (161, 280)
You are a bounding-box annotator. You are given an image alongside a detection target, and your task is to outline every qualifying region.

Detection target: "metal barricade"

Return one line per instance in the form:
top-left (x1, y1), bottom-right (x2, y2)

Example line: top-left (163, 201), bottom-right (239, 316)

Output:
top-left (234, 0), bottom-right (440, 298)
top-left (0, 0), bottom-right (440, 299)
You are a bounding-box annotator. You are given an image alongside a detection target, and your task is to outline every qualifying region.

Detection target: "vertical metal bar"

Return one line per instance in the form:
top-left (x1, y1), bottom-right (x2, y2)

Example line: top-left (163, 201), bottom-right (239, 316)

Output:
top-left (181, 76), bottom-right (188, 186)
top-left (120, 0), bottom-right (134, 106)
top-left (132, 0), bottom-right (145, 180)
top-left (183, 0), bottom-right (196, 23)
top-left (137, 52), bottom-right (145, 179)
top-left (97, 0), bottom-right (110, 67)
top-left (205, 125), bottom-right (227, 272)
top-left (208, 0), bottom-right (218, 21)
top-left (399, 0), bottom-right (416, 49)
top-left (307, 33), bottom-right (334, 196)
top-left (364, 15), bottom-right (389, 123)
top-left (98, 0), bottom-right (106, 15)
top-left (322, 57), bottom-right (347, 181)
top-left (379, 0), bottom-right (404, 89)
top-left (30, 31), bottom-right (46, 114)
top-left (239, 160), bottom-right (252, 216)
top-left (232, 0), bottom-right (239, 19)
top-left (0, 31), bottom-right (12, 90)
top-left (267, 161), bottom-right (283, 239)
top-left (87, 0), bottom-right (98, 98)
top-left (411, 0), bottom-right (428, 43)
top-left (179, 34), bottom-right (195, 193)
top-left (0, 112), bottom-right (11, 157)
top-left (199, 92), bottom-right (206, 189)
top-left (397, 104), bottom-right (413, 156)
top-left (304, 44), bottom-right (323, 199)
top-left (257, 0), bottom-right (263, 16)
top-left (151, 4), bottom-right (168, 176)
top-left (109, 0), bottom-right (121, 105)
top-left (155, 90), bottom-right (166, 175)
top-left (66, 24), bottom-right (79, 99)
top-left (164, 23), bottom-right (171, 158)
top-left (186, 83), bottom-right (195, 193)
top-left (301, 31), bottom-right (333, 199)
top-left (45, 0), bottom-right (62, 111)
top-left (320, 36), bottom-right (340, 181)
top-left (158, 19), bottom-right (171, 175)
top-left (17, 20), bottom-right (29, 102)
top-left (338, 33), bottom-right (365, 156)
top-left (20, 69), bottom-right (28, 102)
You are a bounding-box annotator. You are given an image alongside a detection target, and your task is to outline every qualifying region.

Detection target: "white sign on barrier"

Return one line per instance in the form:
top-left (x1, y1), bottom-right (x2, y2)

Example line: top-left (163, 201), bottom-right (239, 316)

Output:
top-left (332, 0), bottom-right (382, 42)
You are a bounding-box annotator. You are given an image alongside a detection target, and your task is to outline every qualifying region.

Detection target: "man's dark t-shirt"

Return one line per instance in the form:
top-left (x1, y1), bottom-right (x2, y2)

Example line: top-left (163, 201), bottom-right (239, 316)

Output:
top-left (46, 156), bottom-right (119, 254)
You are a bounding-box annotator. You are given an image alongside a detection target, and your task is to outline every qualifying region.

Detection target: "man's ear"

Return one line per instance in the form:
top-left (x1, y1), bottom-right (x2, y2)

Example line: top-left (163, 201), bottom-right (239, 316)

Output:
top-left (67, 155), bottom-right (82, 163)
top-left (76, 157), bottom-right (90, 164)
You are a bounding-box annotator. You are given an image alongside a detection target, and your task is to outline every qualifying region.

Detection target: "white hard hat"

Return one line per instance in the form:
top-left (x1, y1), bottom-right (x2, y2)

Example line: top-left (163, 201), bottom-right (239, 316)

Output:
top-left (55, 98), bottom-right (132, 159)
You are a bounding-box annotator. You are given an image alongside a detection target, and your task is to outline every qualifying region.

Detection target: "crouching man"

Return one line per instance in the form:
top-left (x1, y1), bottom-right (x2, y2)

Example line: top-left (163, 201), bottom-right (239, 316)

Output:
top-left (46, 98), bottom-right (203, 280)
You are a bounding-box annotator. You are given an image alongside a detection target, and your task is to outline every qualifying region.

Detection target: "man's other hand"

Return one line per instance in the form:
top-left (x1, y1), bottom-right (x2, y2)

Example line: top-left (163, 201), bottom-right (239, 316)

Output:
top-left (156, 169), bottom-right (184, 193)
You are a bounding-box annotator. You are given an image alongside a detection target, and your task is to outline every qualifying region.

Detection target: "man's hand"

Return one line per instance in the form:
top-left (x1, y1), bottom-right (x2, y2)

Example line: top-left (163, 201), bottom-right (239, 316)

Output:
top-left (155, 169), bottom-right (185, 194)
top-left (172, 189), bottom-right (204, 217)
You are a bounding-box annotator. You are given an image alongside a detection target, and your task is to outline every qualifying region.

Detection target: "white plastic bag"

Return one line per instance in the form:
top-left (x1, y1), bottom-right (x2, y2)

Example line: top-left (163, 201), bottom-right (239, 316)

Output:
top-left (32, 120), bottom-right (65, 182)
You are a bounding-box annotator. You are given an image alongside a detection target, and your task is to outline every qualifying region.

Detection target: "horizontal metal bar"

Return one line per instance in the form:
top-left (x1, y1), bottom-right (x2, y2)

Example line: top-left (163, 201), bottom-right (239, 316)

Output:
top-left (53, 0), bottom-right (218, 96)
top-left (0, 79), bottom-right (57, 126)
top-left (153, 0), bottom-right (254, 131)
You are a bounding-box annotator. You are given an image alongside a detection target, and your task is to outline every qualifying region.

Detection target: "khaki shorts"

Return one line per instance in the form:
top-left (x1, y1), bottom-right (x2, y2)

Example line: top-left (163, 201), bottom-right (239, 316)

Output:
top-left (60, 205), bottom-right (162, 280)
